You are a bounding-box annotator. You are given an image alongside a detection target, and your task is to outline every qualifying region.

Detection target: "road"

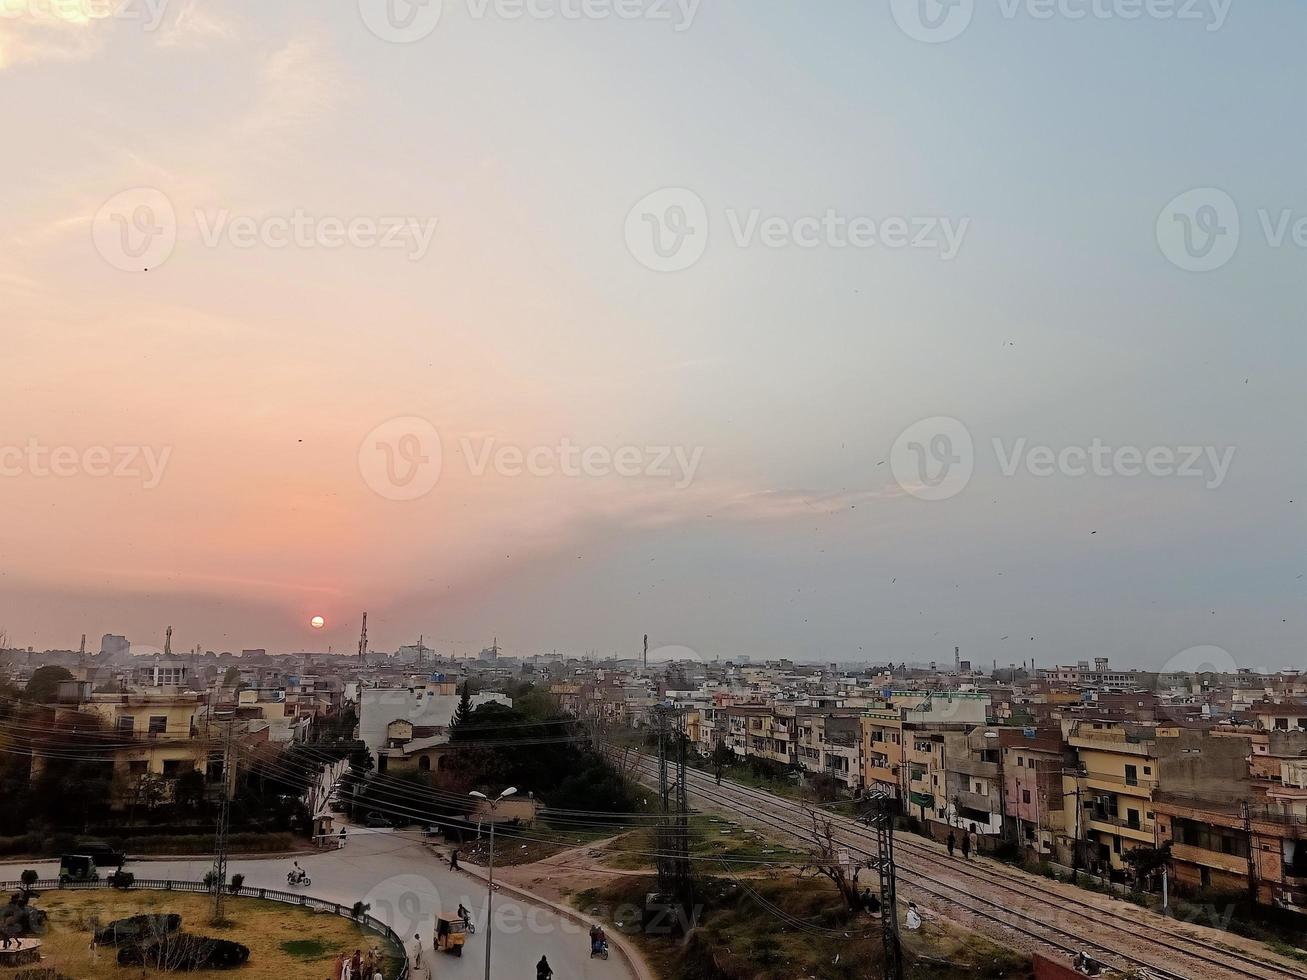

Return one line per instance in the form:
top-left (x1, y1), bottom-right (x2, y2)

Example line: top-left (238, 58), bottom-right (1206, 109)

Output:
top-left (0, 827), bottom-right (633, 980)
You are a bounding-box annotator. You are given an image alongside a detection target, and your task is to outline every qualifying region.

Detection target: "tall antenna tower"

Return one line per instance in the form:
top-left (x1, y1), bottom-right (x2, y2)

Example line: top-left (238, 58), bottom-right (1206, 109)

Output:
top-left (954, 646), bottom-right (960, 673)
top-left (643, 634), bottom-right (648, 670)
top-left (164, 625), bottom-right (173, 656)
top-left (357, 612), bottom-right (368, 664)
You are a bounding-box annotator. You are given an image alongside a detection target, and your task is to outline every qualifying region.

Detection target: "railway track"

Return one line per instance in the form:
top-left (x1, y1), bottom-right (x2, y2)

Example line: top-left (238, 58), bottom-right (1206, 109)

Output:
top-left (624, 753), bottom-right (1307, 980)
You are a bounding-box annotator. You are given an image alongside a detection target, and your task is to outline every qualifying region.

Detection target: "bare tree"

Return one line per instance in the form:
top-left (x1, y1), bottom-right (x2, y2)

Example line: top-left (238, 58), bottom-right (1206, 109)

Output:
top-left (800, 806), bottom-right (865, 913)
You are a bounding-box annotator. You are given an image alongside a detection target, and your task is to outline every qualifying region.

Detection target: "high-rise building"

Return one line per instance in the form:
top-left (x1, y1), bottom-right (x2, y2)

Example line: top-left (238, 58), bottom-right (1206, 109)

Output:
top-left (99, 634), bottom-right (130, 657)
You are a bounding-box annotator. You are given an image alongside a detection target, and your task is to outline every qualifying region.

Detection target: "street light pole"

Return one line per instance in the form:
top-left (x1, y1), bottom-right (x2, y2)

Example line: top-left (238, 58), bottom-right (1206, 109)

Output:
top-left (470, 787), bottom-right (516, 980)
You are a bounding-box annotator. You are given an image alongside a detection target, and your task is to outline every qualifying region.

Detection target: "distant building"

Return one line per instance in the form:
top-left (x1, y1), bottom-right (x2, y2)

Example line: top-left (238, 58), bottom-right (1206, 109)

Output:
top-left (100, 634), bottom-right (130, 657)
top-left (133, 658), bottom-right (189, 688)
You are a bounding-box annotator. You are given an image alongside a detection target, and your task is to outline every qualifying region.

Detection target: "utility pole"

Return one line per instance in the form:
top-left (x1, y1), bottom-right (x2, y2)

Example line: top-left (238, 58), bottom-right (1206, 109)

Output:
top-left (211, 721), bottom-right (234, 924)
top-left (1243, 800), bottom-right (1258, 906)
top-left (864, 791), bottom-right (904, 980)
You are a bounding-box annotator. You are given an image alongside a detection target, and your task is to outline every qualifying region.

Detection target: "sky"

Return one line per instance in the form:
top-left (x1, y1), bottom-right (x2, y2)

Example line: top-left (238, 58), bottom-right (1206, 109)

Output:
top-left (1, 0), bottom-right (1303, 670)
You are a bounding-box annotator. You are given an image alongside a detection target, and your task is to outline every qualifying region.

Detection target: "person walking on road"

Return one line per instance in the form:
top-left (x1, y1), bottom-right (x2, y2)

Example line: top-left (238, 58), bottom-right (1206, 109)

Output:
top-left (961, 831), bottom-right (971, 859)
top-left (449, 848), bottom-right (459, 871)
top-left (946, 830), bottom-right (956, 857)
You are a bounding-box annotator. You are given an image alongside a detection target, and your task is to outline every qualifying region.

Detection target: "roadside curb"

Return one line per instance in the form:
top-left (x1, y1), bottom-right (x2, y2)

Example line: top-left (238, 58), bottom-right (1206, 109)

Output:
top-left (433, 846), bottom-right (656, 980)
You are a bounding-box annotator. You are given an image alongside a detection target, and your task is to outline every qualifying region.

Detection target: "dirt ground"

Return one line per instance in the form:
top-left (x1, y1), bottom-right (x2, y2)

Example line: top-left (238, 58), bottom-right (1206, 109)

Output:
top-left (0, 890), bottom-right (402, 980)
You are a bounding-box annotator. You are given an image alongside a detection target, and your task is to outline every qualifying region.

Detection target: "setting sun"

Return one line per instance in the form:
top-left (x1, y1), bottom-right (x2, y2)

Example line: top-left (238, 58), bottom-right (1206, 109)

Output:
top-left (310, 615), bottom-right (325, 630)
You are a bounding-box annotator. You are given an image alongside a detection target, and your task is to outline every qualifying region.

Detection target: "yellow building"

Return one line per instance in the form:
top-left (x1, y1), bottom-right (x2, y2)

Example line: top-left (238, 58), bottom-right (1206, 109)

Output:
top-left (1063, 721), bottom-right (1157, 870)
top-left (61, 692), bottom-right (213, 805)
top-left (859, 710), bottom-right (903, 798)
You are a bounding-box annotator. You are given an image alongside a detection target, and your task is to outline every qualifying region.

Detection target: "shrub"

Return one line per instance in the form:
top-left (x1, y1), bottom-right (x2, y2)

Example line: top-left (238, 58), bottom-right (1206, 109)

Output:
top-left (228, 873), bottom-right (245, 893)
top-left (118, 934), bottom-right (250, 970)
top-left (94, 913), bottom-right (181, 946)
top-left (19, 869), bottom-right (38, 891)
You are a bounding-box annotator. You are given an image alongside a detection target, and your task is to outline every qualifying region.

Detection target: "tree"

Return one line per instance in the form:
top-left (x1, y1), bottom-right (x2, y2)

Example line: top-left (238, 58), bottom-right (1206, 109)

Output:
top-left (23, 665), bottom-right (73, 704)
top-left (711, 741), bottom-right (733, 786)
top-left (1124, 843), bottom-right (1171, 890)
top-left (801, 806), bottom-right (865, 913)
top-left (222, 667), bottom-right (240, 687)
top-left (19, 869), bottom-right (38, 893)
top-left (451, 680), bottom-right (473, 731)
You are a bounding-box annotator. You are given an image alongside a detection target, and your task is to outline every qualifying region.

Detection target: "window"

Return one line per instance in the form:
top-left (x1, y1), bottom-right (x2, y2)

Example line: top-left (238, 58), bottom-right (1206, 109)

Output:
top-left (1017, 756), bottom-right (1025, 767)
top-left (161, 759), bottom-right (186, 778)
top-left (1143, 766), bottom-right (1151, 775)
top-left (418, 755), bottom-right (431, 771)
top-left (116, 716), bottom-right (134, 733)
top-left (1277, 718), bottom-right (1290, 731)
top-left (148, 715), bottom-right (167, 735)
top-left (1127, 808), bottom-right (1140, 830)
top-left (1023, 790), bottom-right (1032, 804)
top-left (128, 760), bottom-right (148, 776)
top-left (1124, 764), bottom-right (1138, 787)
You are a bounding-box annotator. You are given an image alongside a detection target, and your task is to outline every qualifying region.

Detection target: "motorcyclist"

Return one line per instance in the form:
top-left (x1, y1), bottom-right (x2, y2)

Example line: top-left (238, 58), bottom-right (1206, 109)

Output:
top-left (457, 903), bottom-right (470, 929)
top-left (537, 954), bottom-right (553, 979)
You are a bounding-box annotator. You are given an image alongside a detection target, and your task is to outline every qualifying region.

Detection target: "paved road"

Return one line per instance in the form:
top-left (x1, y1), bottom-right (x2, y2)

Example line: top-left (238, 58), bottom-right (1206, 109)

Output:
top-left (0, 828), bottom-right (630, 980)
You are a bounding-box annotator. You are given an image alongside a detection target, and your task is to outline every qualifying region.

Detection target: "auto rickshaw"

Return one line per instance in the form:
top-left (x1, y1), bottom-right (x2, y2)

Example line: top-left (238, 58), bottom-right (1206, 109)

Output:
top-left (58, 854), bottom-right (99, 883)
top-left (435, 913), bottom-right (467, 956)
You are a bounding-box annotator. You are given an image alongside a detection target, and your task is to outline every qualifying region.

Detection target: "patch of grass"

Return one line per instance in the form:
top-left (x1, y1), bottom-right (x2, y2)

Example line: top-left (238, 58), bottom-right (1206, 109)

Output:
top-left (574, 872), bottom-right (1032, 980)
top-left (280, 938), bottom-right (329, 958)
top-left (4, 890), bottom-right (403, 979)
top-left (603, 814), bottom-right (808, 873)
top-left (1267, 939), bottom-right (1307, 964)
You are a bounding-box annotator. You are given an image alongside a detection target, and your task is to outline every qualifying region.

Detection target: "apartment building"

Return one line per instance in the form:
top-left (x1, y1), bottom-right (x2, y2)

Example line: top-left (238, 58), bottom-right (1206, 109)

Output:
top-left (1154, 798), bottom-right (1307, 910)
top-left (1001, 728), bottom-right (1072, 857)
top-left (1063, 721), bottom-right (1158, 871)
top-left (860, 708), bottom-right (903, 799)
top-left (49, 691), bottom-right (214, 807)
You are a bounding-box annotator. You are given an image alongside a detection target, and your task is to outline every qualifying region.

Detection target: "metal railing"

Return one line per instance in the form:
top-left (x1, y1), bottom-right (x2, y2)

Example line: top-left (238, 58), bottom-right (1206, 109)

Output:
top-left (0, 878), bottom-right (409, 980)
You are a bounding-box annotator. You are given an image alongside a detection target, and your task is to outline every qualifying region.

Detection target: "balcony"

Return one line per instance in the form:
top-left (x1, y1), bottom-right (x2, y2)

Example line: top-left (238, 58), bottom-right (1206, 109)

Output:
top-left (1171, 843), bottom-right (1247, 875)
top-left (865, 764), bottom-right (897, 785)
top-left (1086, 815), bottom-right (1154, 843)
top-left (951, 758), bottom-right (999, 780)
top-left (954, 789), bottom-right (999, 814)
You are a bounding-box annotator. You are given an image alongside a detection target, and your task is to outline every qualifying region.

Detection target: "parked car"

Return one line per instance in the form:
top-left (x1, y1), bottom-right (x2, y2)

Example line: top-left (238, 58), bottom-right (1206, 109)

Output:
top-left (364, 812), bottom-right (393, 829)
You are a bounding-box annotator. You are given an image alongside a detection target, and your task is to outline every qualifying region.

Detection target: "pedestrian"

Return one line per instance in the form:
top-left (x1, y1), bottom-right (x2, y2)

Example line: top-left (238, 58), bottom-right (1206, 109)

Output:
top-left (89, 936), bottom-right (99, 961)
top-left (339, 827), bottom-right (348, 850)
top-left (961, 832), bottom-right (971, 859)
top-left (350, 948), bottom-right (362, 978)
top-left (946, 830), bottom-right (956, 857)
top-left (449, 848), bottom-right (459, 871)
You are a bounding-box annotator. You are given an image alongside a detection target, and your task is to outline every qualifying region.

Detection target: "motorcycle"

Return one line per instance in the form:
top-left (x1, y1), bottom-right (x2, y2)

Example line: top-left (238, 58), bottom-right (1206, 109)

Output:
top-left (286, 869), bottom-right (312, 887)
top-left (590, 939), bottom-right (609, 960)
